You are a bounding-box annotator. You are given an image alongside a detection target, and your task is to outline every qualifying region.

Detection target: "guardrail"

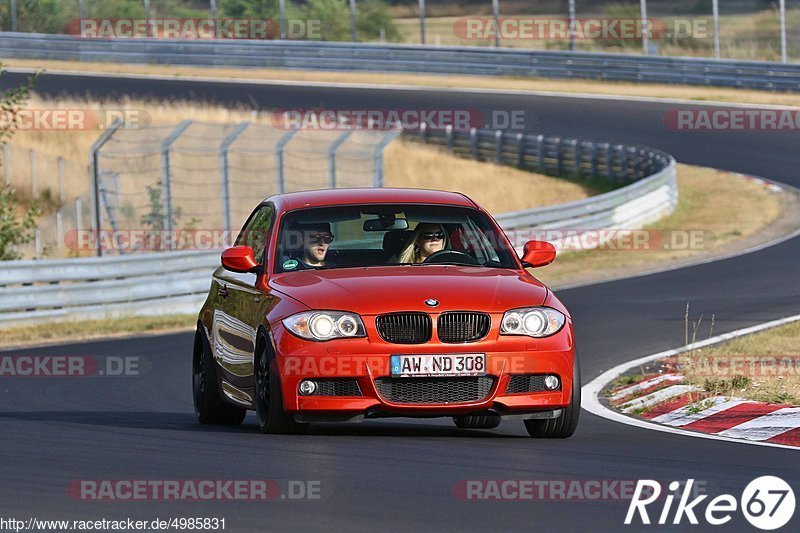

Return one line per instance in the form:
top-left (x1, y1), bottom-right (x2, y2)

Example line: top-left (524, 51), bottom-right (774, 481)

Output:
top-left (407, 127), bottom-right (677, 250)
top-left (1, 32), bottom-right (798, 91)
top-left (0, 128), bottom-right (676, 328)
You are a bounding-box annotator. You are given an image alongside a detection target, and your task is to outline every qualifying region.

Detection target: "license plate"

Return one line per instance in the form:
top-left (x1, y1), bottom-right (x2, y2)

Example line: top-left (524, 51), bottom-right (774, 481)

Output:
top-left (390, 354), bottom-right (486, 377)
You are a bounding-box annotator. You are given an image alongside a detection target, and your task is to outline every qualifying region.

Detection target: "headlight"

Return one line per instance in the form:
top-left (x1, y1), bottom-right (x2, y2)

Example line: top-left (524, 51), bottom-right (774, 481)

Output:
top-left (500, 307), bottom-right (565, 338)
top-left (282, 311), bottom-right (366, 341)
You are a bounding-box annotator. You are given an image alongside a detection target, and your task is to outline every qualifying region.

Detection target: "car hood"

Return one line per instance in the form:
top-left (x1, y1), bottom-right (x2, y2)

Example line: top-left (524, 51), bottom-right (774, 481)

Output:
top-left (269, 266), bottom-right (547, 315)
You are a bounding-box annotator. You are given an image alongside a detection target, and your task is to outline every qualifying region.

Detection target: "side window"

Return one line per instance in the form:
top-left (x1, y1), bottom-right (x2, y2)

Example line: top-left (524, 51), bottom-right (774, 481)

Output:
top-left (236, 205), bottom-right (274, 262)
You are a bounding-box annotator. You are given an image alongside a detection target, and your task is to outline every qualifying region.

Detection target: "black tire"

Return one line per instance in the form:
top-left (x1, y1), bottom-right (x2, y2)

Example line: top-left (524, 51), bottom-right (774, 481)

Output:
top-left (453, 414), bottom-right (501, 429)
top-left (524, 357), bottom-right (581, 438)
top-left (254, 336), bottom-right (308, 435)
top-left (193, 328), bottom-right (246, 425)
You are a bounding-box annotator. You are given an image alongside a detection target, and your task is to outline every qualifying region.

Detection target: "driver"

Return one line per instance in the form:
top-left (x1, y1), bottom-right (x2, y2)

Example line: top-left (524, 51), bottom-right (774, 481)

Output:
top-left (398, 223), bottom-right (447, 263)
top-left (281, 222), bottom-right (336, 270)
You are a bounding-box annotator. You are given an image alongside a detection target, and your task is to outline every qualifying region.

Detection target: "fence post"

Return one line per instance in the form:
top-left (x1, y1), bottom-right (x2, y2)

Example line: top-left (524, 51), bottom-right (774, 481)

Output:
top-left (10, 0), bottom-right (17, 32)
top-left (373, 129), bottom-right (402, 187)
top-left (219, 121), bottom-right (250, 231)
top-left (275, 129), bottom-right (299, 194)
top-left (469, 128), bottom-right (478, 159)
top-left (445, 125), bottom-right (453, 152)
top-left (618, 145), bottom-right (628, 181)
top-left (34, 229), bottom-right (41, 259)
top-left (88, 118), bottom-right (124, 257)
top-left (328, 130), bottom-right (355, 189)
top-left (536, 134), bottom-right (545, 172)
top-left (3, 144), bottom-right (8, 186)
top-left (349, 0), bottom-right (357, 42)
top-left (56, 210), bottom-right (63, 252)
top-left (515, 133), bottom-right (524, 168)
top-left (58, 156), bottom-right (65, 206)
top-left (495, 129), bottom-right (503, 164)
top-left (29, 149), bottom-right (35, 198)
top-left (160, 120), bottom-right (192, 248)
top-left (75, 197), bottom-right (83, 233)
top-left (556, 138), bottom-right (564, 176)
top-left (418, 0), bottom-right (426, 45)
top-left (571, 139), bottom-right (580, 177)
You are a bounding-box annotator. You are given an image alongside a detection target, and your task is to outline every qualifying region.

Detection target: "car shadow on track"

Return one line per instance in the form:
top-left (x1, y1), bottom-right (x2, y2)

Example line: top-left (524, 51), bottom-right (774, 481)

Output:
top-left (0, 410), bottom-right (534, 437)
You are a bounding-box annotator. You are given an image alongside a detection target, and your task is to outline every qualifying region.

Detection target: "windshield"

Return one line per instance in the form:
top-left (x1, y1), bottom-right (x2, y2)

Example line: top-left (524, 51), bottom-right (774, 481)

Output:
top-left (274, 204), bottom-right (519, 273)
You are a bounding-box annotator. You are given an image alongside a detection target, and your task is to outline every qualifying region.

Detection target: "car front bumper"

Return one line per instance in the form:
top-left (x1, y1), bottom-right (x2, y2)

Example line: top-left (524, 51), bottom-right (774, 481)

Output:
top-left (272, 325), bottom-right (575, 421)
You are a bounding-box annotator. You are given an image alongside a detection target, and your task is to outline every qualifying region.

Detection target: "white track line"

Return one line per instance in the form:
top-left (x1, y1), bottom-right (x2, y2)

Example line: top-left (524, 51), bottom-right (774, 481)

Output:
top-left (582, 314), bottom-right (800, 450)
top-left (718, 407), bottom-right (800, 441)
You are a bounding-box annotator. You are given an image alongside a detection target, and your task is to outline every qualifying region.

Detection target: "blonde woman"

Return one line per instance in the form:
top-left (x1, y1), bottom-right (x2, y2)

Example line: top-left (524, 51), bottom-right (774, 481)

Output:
top-left (397, 223), bottom-right (447, 264)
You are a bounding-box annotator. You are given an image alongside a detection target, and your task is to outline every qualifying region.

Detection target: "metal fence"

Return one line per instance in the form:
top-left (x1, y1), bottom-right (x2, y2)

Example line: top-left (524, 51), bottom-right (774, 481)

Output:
top-left (1, 125), bottom-right (677, 327)
top-left (407, 126), bottom-right (677, 243)
top-left (1, 32), bottom-right (798, 91)
top-left (1, 144), bottom-right (92, 258)
top-left (89, 120), bottom-right (400, 255)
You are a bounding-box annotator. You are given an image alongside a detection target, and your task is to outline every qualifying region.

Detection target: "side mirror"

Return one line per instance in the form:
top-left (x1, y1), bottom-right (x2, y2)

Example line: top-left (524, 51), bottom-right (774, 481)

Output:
top-left (221, 245), bottom-right (260, 273)
top-left (521, 240), bottom-right (556, 268)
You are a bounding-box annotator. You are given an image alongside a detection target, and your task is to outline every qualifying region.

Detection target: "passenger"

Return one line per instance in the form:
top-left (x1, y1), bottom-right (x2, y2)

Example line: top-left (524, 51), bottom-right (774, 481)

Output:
top-left (397, 223), bottom-right (447, 264)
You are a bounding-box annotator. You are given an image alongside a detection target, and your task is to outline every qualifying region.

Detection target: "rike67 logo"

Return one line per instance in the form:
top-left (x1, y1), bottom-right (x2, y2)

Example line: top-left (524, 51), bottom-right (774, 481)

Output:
top-left (626, 477), bottom-right (795, 530)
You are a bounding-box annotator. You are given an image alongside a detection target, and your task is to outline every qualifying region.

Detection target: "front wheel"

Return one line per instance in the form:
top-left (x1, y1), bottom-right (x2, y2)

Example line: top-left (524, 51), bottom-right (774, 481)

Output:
top-left (524, 357), bottom-right (580, 438)
top-left (193, 328), bottom-right (246, 425)
top-left (254, 339), bottom-right (308, 435)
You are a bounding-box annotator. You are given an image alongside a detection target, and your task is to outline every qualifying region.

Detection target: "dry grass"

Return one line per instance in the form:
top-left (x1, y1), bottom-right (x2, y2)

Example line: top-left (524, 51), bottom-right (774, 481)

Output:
top-left (384, 140), bottom-right (592, 213)
top-left (680, 321), bottom-right (800, 405)
top-left (8, 58), bottom-right (800, 107)
top-left (533, 164), bottom-right (784, 288)
top-left (0, 314), bottom-right (196, 348)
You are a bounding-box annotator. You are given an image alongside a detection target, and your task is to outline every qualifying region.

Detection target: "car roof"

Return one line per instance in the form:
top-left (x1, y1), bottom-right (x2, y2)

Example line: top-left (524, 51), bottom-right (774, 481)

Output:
top-left (267, 188), bottom-right (478, 212)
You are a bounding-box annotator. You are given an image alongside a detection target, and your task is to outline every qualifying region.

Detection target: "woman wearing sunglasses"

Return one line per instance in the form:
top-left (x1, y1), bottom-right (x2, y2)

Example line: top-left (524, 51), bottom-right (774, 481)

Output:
top-left (397, 223), bottom-right (448, 264)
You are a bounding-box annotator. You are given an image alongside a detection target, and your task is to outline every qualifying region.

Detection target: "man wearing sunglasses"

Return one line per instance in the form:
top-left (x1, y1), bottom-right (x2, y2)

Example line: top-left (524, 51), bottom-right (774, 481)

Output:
top-left (300, 222), bottom-right (336, 268)
top-left (280, 222), bottom-right (336, 270)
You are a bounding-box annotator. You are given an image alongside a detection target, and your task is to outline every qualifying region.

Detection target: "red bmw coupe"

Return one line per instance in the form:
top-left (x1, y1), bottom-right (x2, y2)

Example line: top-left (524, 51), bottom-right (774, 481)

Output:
top-left (193, 188), bottom-right (579, 437)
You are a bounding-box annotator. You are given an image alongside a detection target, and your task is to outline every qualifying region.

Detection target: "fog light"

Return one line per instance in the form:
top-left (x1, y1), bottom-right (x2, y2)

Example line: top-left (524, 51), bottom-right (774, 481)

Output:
top-left (299, 380), bottom-right (317, 395)
top-left (544, 375), bottom-right (560, 390)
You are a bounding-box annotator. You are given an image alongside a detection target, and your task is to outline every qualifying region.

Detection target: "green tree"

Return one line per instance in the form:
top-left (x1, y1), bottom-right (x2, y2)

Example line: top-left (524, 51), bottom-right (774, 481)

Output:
top-left (0, 64), bottom-right (39, 260)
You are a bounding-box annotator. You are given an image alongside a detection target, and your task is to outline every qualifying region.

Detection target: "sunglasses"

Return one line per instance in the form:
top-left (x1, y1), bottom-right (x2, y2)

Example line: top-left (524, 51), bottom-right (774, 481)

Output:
top-left (420, 231), bottom-right (445, 241)
top-left (307, 233), bottom-right (334, 244)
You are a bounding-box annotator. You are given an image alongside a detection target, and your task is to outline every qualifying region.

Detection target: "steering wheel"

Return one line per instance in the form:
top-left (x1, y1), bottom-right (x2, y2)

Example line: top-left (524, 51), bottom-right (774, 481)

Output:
top-left (422, 250), bottom-right (480, 266)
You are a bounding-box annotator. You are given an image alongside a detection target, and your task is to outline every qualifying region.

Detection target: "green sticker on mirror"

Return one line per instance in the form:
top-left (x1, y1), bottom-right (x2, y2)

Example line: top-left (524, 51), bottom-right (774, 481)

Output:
top-left (283, 259), bottom-right (299, 270)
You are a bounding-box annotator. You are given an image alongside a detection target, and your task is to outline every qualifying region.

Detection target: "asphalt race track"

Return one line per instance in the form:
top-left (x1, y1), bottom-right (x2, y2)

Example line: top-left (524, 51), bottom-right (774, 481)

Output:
top-left (1, 72), bottom-right (799, 531)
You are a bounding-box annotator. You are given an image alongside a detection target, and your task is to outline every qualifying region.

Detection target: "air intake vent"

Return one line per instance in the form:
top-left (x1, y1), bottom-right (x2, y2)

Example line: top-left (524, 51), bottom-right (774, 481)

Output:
top-left (374, 376), bottom-right (495, 404)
